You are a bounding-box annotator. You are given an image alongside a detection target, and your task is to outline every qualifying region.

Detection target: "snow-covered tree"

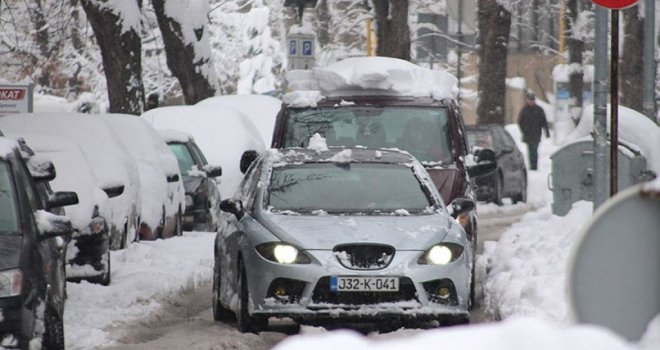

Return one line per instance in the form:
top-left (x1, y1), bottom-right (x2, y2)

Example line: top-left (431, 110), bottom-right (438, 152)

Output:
top-left (151, 0), bottom-right (219, 104)
top-left (80, 0), bottom-right (145, 114)
top-left (476, 0), bottom-right (511, 125)
top-left (373, 0), bottom-right (411, 60)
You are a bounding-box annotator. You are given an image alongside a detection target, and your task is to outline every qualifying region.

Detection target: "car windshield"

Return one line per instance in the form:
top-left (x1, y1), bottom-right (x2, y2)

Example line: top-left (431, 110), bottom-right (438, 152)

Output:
top-left (267, 163), bottom-right (433, 214)
top-left (0, 160), bottom-right (19, 233)
top-left (466, 130), bottom-right (493, 150)
top-left (285, 107), bottom-right (453, 163)
top-left (168, 143), bottom-right (196, 174)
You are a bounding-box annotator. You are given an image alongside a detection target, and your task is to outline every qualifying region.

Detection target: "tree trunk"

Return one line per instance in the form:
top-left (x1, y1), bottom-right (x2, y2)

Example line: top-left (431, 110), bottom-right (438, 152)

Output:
top-left (151, 0), bottom-right (217, 105)
top-left (477, 0), bottom-right (511, 125)
top-left (620, 7), bottom-right (643, 112)
top-left (316, 0), bottom-right (330, 48)
top-left (80, 0), bottom-right (145, 114)
top-left (28, 0), bottom-right (51, 89)
top-left (372, 0), bottom-right (410, 60)
top-left (68, 0), bottom-right (84, 96)
top-left (566, 0), bottom-right (583, 119)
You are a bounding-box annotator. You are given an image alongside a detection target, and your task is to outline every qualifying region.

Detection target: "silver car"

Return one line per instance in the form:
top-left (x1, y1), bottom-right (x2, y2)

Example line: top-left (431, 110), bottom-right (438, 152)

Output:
top-left (213, 147), bottom-right (475, 332)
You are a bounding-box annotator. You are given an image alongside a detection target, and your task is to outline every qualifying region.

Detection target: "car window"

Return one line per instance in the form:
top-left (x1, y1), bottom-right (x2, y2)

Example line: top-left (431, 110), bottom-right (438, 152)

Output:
top-left (0, 160), bottom-right (19, 232)
top-left (190, 142), bottom-right (208, 166)
top-left (285, 107), bottom-right (453, 163)
top-left (466, 130), bottom-right (493, 150)
top-left (267, 163), bottom-right (432, 214)
top-left (168, 143), bottom-right (196, 174)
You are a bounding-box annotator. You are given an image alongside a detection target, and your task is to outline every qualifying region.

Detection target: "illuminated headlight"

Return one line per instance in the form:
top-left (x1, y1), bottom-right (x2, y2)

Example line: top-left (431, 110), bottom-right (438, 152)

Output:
top-left (185, 195), bottom-right (193, 207)
top-left (256, 242), bottom-right (311, 264)
top-left (0, 269), bottom-right (22, 297)
top-left (418, 243), bottom-right (464, 265)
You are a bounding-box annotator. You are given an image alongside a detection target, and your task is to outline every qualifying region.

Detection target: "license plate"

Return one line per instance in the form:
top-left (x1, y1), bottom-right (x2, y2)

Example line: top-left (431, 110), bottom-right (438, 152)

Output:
top-left (330, 276), bottom-right (399, 292)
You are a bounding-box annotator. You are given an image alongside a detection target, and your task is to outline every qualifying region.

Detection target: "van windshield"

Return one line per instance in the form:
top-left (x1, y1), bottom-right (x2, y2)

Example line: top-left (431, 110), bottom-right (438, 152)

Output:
top-left (284, 107), bottom-right (453, 164)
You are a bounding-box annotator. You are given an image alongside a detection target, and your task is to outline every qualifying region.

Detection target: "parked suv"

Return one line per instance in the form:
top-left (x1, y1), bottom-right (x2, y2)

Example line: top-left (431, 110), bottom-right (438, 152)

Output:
top-left (268, 57), bottom-right (496, 246)
top-left (0, 137), bottom-right (78, 349)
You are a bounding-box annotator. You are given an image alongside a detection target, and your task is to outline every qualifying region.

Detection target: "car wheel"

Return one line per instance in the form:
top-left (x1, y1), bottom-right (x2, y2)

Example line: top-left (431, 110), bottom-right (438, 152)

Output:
top-left (237, 261), bottom-right (267, 333)
top-left (493, 174), bottom-right (504, 206)
top-left (42, 304), bottom-right (65, 350)
top-left (512, 171), bottom-right (527, 204)
top-left (98, 250), bottom-right (111, 286)
top-left (174, 208), bottom-right (183, 237)
top-left (212, 256), bottom-right (236, 322)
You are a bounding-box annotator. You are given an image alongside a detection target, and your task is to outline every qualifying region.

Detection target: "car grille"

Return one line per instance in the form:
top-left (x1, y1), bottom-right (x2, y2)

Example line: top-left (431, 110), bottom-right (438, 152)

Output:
top-left (311, 276), bottom-right (417, 306)
top-left (332, 244), bottom-right (395, 270)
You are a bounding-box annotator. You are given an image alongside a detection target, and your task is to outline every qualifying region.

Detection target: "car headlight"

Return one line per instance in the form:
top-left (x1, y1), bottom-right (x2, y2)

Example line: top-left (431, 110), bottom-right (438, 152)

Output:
top-left (418, 243), bottom-right (464, 265)
top-left (185, 195), bottom-right (193, 208)
top-left (0, 269), bottom-right (22, 297)
top-left (256, 242), bottom-right (311, 264)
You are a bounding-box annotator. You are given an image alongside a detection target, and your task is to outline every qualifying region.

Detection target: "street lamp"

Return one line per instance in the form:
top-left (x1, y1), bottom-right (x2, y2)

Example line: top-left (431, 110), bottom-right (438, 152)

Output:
top-left (284, 0), bottom-right (318, 23)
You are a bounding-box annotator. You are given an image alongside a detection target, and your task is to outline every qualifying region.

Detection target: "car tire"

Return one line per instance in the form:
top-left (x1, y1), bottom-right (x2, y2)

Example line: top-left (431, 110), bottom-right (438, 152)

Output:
top-left (512, 171), bottom-right (527, 204)
top-left (493, 174), bottom-right (504, 206)
top-left (237, 261), bottom-right (267, 333)
top-left (212, 256), bottom-right (236, 322)
top-left (42, 304), bottom-right (65, 350)
top-left (174, 208), bottom-right (183, 237)
top-left (98, 250), bottom-right (111, 286)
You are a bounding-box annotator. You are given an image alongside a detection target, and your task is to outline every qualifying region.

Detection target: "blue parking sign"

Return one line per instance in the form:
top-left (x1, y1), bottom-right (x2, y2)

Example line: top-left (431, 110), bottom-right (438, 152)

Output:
top-left (302, 40), bottom-right (313, 57)
top-left (289, 39), bottom-right (297, 56)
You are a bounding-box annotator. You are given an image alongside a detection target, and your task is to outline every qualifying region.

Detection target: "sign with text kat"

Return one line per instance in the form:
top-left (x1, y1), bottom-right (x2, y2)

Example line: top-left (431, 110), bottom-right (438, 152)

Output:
top-left (0, 84), bottom-right (33, 114)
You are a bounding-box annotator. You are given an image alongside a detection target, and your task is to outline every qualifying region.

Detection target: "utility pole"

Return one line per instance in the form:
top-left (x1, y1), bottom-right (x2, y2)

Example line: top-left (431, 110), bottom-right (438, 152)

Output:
top-left (642, 0), bottom-right (656, 122)
top-left (456, 0), bottom-right (463, 104)
top-left (592, 6), bottom-right (609, 210)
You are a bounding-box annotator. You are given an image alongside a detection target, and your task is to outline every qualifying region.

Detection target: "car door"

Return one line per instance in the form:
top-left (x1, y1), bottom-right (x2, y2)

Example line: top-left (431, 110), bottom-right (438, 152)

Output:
top-left (495, 127), bottom-right (525, 194)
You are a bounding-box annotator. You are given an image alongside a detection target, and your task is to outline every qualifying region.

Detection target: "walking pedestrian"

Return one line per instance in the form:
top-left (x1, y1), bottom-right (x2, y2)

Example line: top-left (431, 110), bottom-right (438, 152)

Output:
top-left (518, 91), bottom-right (550, 170)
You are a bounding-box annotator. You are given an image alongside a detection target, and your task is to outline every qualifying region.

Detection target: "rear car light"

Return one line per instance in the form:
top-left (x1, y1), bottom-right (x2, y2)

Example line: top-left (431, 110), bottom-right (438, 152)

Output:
top-left (0, 269), bottom-right (22, 297)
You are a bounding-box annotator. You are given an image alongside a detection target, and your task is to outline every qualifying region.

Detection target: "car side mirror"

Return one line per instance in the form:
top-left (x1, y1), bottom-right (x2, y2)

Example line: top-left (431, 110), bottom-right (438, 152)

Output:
top-left (449, 197), bottom-right (475, 219)
top-left (48, 191), bottom-right (79, 209)
top-left (35, 210), bottom-right (73, 240)
top-left (103, 185), bottom-right (125, 198)
top-left (204, 165), bottom-right (223, 178)
top-left (500, 146), bottom-right (514, 155)
top-left (467, 148), bottom-right (497, 178)
top-left (220, 199), bottom-right (244, 220)
top-left (166, 173), bottom-right (180, 183)
top-left (27, 157), bottom-right (56, 182)
top-left (240, 150), bottom-right (259, 174)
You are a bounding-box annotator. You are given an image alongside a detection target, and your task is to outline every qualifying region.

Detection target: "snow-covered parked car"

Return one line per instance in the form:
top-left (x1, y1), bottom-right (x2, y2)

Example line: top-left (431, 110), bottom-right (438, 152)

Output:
top-left (7, 132), bottom-right (117, 285)
top-left (142, 105), bottom-right (265, 197)
top-left (157, 129), bottom-right (222, 232)
top-left (213, 146), bottom-right (475, 332)
top-left (0, 113), bottom-right (141, 250)
top-left (0, 137), bottom-right (76, 349)
top-left (196, 94), bottom-right (282, 145)
top-left (99, 114), bottom-right (185, 240)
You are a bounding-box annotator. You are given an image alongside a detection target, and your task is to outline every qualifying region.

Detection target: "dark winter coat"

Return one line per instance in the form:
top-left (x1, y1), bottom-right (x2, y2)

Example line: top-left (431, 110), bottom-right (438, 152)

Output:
top-left (518, 104), bottom-right (549, 144)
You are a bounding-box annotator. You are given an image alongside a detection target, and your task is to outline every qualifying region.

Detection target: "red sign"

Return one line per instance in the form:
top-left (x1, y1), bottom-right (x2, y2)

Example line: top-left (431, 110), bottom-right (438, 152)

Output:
top-left (592, 0), bottom-right (638, 9)
top-left (0, 89), bottom-right (26, 101)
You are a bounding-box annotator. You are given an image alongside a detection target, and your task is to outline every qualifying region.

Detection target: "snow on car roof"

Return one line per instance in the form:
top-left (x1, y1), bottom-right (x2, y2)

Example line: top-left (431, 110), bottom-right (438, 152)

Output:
top-left (284, 56), bottom-right (459, 107)
top-left (157, 129), bottom-right (194, 144)
top-left (142, 105), bottom-right (266, 197)
top-left (195, 94), bottom-right (282, 145)
top-left (7, 132), bottom-right (106, 230)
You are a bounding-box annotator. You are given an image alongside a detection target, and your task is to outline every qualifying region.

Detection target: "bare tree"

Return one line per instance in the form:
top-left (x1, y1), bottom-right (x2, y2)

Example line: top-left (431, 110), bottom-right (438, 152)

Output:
top-left (476, 0), bottom-right (511, 125)
top-left (151, 0), bottom-right (217, 105)
top-left (80, 0), bottom-right (145, 114)
top-left (620, 6), bottom-right (643, 112)
top-left (372, 0), bottom-right (410, 60)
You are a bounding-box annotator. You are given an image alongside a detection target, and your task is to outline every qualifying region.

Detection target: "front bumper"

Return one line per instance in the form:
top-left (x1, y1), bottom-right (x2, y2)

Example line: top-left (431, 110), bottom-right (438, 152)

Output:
top-left (473, 173), bottom-right (497, 202)
top-left (182, 207), bottom-right (210, 230)
top-left (66, 230), bottom-right (109, 281)
top-left (237, 247), bottom-right (471, 321)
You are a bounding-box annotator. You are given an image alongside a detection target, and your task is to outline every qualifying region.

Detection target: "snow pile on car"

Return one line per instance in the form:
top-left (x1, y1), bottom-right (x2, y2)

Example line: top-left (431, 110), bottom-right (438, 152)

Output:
top-left (284, 57), bottom-right (458, 106)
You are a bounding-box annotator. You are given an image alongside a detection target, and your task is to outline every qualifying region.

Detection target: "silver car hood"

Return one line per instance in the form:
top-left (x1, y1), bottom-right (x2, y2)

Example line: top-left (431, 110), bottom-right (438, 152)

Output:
top-left (257, 212), bottom-right (458, 250)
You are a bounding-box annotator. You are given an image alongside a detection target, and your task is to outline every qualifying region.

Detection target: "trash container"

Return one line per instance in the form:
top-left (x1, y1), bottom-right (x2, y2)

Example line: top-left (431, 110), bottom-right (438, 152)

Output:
top-left (550, 139), bottom-right (655, 216)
